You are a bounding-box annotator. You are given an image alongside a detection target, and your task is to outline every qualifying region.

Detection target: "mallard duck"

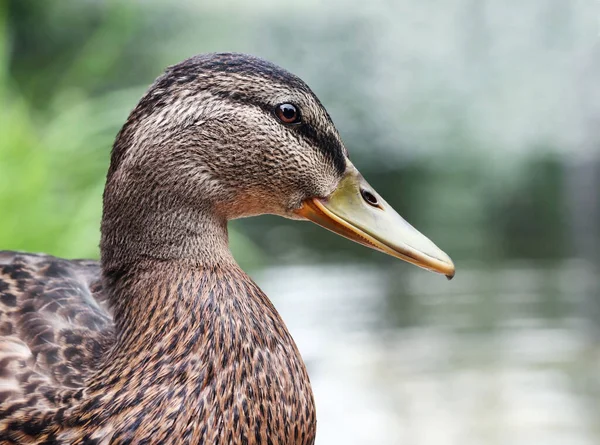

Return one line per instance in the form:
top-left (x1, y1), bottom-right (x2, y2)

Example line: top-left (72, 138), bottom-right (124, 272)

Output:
top-left (0, 53), bottom-right (454, 444)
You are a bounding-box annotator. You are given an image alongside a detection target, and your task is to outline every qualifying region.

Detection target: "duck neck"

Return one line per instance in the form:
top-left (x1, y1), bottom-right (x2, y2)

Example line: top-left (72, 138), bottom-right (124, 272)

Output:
top-left (101, 195), bottom-right (234, 268)
top-left (100, 194), bottom-right (240, 336)
top-left (87, 238), bottom-right (315, 444)
top-left (104, 259), bottom-right (267, 355)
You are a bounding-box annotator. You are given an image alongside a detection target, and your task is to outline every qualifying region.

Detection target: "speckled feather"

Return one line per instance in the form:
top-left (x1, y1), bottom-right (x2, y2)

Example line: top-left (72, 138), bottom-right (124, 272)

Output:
top-left (0, 254), bottom-right (315, 444)
top-left (0, 53), bottom-right (350, 444)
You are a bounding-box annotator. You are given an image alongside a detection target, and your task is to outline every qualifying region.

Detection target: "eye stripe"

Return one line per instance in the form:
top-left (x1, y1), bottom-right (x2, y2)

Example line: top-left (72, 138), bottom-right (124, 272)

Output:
top-left (197, 93), bottom-right (346, 175)
top-left (113, 53), bottom-right (348, 179)
top-left (296, 123), bottom-right (346, 175)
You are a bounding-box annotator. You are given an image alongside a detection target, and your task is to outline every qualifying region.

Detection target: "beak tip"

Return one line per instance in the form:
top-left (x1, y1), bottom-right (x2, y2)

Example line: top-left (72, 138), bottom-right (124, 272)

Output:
top-left (433, 253), bottom-right (455, 281)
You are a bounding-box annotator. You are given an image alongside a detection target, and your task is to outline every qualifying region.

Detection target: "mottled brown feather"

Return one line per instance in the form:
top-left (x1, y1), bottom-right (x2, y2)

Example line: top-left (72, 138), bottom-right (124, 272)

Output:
top-left (0, 255), bottom-right (316, 444)
top-left (0, 52), bottom-right (352, 444)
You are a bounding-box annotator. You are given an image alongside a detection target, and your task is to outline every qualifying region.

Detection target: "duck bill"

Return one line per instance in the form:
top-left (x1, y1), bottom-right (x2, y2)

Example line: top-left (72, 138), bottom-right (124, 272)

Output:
top-left (294, 163), bottom-right (456, 279)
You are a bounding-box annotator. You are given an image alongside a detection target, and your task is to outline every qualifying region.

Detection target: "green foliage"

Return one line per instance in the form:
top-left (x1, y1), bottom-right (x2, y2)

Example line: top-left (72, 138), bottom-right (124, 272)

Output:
top-left (0, 1), bottom-right (266, 265)
top-left (1, 2), bottom-right (140, 258)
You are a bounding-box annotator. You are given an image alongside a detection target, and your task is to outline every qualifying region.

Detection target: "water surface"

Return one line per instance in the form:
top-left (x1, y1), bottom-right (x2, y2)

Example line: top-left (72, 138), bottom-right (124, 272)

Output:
top-left (256, 261), bottom-right (600, 445)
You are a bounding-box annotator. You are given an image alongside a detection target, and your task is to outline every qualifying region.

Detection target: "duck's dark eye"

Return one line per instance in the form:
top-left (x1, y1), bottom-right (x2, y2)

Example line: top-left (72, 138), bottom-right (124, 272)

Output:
top-left (361, 188), bottom-right (380, 208)
top-left (275, 103), bottom-right (301, 124)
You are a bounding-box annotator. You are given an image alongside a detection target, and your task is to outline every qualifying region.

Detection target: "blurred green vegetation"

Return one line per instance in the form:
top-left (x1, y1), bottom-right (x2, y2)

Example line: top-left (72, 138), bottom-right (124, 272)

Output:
top-left (1, 1), bottom-right (139, 258)
top-left (0, 0), bottom-right (583, 267)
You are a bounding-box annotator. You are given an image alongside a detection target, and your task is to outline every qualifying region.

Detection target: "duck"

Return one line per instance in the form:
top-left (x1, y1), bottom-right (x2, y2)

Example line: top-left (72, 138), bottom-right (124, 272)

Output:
top-left (0, 53), bottom-right (455, 444)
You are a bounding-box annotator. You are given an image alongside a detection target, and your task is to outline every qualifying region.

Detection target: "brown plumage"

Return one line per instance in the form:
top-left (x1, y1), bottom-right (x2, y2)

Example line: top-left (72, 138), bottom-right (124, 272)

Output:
top-left (0, 53), bottom-right (343, 444)
top-left (0, 254), bottom-right (315, 443)
top-left (0, 52), bottom-right (455, 444)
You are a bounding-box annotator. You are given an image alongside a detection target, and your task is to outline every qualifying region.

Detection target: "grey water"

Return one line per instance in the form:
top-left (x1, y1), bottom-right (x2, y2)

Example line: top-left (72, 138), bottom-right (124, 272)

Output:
top-left (255, 261), bottom-right (600, 445)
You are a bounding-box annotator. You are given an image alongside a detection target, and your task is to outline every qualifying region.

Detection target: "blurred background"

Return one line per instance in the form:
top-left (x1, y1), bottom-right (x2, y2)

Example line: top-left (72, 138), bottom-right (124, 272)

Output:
top-left (1, 0), bottom-right (599, 443)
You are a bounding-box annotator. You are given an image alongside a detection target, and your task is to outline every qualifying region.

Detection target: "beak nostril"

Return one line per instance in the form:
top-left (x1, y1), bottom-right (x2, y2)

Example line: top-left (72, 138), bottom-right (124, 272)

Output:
top-left (360, 188), bottom-right (380, 208)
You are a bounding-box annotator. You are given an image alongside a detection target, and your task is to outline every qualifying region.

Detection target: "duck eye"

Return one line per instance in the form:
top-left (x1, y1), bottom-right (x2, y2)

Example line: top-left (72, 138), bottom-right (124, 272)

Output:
top-left (275, 103), bottom-right (300, 124)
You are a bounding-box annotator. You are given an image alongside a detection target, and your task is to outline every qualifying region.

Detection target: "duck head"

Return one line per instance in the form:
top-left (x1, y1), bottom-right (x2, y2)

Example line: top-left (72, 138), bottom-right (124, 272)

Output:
top-left (101, 53), bottom-right (455, 278)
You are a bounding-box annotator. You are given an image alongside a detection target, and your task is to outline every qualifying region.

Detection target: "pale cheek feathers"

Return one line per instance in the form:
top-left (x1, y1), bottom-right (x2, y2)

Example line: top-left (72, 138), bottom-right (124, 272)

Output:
top-left (121, 90), bottom-right (342, 217)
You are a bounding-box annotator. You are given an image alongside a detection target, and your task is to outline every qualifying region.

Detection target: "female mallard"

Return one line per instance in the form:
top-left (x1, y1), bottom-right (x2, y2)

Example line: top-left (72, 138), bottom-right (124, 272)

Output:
top-left (0, 53), bottom-right (454, 444)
